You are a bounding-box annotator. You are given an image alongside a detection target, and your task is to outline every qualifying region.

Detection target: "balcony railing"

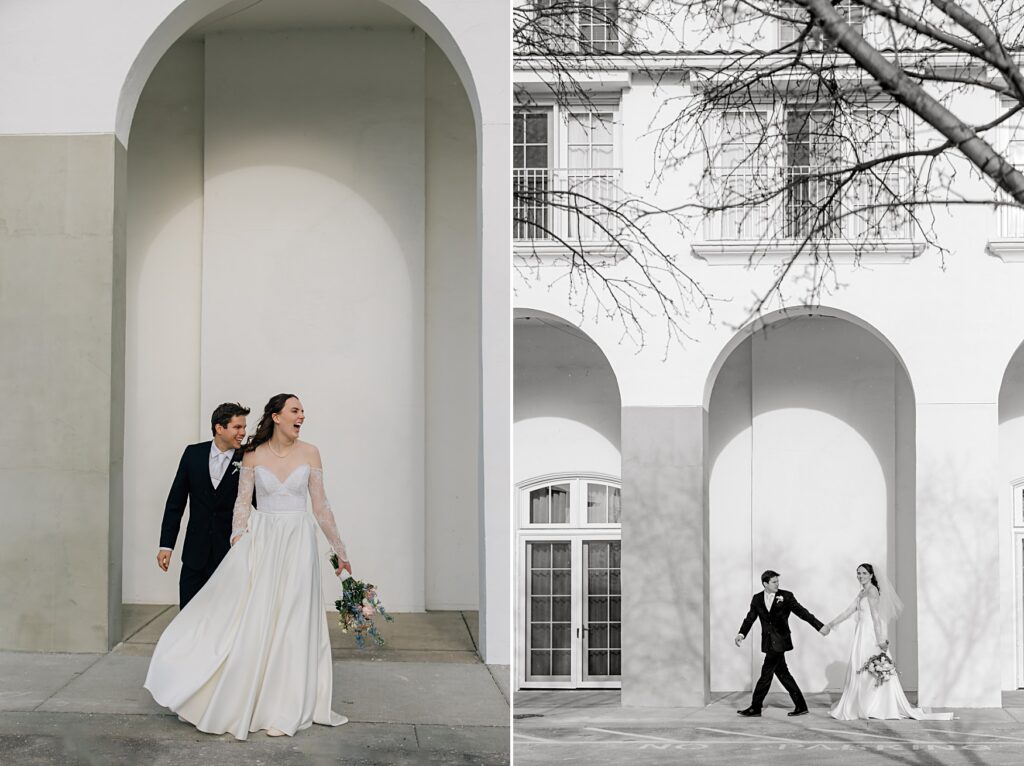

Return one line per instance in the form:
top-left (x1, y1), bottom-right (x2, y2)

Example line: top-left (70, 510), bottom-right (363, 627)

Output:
top-left (703, 164), bottom-right (912, 241)
top-left (514, 167), bottom-right (623, 243)
top-left (998, 202), bottom-right (1024, 238)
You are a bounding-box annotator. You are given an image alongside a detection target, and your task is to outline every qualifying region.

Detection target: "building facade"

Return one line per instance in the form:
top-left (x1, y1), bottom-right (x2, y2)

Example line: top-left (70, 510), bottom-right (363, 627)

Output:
top-left (0, 0), bottom-right (510, 665)
top-left (514, 1), bottom-right (1024, 707)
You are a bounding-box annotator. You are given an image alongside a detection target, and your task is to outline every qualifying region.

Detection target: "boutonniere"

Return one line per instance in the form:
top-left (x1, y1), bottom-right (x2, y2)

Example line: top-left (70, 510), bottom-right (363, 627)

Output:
top-left (231, 460), bottom-right (242, 475)
top-left (775, 595), bottom-right (784, 604)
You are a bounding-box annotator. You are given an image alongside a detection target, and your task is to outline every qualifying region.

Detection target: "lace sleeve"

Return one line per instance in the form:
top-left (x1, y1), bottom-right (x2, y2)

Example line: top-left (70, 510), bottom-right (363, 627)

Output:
top-left (309, 467), bottom-right (348, 561)
top-left (230, 467), bottom-right (255, 543)
top-left (867, 591), bottom-right (887, 644)
top-left (828, 595), bottom-right (860, 628)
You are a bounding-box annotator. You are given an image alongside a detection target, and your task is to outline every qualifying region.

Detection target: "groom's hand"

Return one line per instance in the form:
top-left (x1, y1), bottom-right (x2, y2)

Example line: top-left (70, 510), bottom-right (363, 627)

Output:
top-left (156, 550), bottom-right (171, 571)
top-left (734, 634), bottom-right (744, 647)
top-left (819, 625), bottom-right (831, 636)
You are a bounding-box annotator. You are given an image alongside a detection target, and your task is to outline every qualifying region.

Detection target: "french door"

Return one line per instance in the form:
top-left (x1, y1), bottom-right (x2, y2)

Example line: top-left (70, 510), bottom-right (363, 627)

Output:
top-left (518, 476), bottom-right (621, 689)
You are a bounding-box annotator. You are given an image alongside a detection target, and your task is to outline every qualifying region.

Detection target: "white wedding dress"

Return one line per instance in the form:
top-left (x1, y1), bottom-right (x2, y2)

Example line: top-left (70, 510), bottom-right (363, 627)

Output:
top-left (829, 593), bottom-right (952, 720)
top-left (144, 464), bottom-right (348, 739)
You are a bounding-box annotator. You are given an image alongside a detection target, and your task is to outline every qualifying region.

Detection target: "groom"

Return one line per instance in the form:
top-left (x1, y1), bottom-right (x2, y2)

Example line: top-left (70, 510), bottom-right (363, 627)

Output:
top-left (734, 570), bottom-right (829, 717)
top-left (156, 402), bottom-right (252, 608)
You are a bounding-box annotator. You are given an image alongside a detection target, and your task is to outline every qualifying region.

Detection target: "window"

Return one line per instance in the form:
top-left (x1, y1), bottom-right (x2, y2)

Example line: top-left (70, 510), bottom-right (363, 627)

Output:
top-left (779, 0), bottom-right (865, 49)
top-left (523, 1), bottom-right (620, 54)
top-left (703, 105), bottom-right (911, 242)
top-left (513, 105), bottom-right (622, 244)
top-left (518, 476), bottom-right (622, 689)
top-left (514, 110), bottom-right (552, 240)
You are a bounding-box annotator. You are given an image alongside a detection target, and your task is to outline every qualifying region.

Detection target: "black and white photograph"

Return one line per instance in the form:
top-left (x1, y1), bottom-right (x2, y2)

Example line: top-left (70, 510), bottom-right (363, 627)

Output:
top-left (513, 1), bottom-right (1024, 765)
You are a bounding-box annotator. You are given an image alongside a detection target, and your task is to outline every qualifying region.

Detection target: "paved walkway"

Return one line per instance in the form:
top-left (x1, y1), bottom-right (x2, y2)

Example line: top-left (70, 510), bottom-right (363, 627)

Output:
top-left (1, 606), bottom-right (510, 765)
top-left (514, 690), bottom-right (1024, 766)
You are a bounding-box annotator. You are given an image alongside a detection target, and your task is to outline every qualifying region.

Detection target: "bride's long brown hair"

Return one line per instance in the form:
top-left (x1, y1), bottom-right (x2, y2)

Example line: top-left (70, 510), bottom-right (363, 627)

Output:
top-left (243, 393), bottom-right (298, 454)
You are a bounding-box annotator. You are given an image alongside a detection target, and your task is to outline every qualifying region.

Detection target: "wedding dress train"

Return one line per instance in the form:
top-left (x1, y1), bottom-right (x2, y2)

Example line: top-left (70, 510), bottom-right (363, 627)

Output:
top-left (830, 595), bottom-right (952, 721)
top-left (145, 464), bottom-right (347, 739)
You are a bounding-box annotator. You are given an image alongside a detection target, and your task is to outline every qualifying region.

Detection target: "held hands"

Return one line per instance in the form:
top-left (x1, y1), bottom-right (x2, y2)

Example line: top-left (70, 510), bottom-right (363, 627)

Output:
top-left (820, 624), bottom-right (831, 637)
top-left (156, 550), bottom-right (171, 571)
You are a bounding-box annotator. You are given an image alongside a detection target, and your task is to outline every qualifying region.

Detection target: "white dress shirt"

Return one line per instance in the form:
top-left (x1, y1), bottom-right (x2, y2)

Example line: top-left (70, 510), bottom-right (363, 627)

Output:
top-left (765, 591), bottom-right (776, 612)
top-left (209, 441), bottom-right (233, 489)
top-left (160, 442), bottom-right (234, 553)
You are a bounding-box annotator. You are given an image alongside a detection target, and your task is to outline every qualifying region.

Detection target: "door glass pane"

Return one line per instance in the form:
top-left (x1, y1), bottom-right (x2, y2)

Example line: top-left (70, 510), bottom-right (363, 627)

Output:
top-left (527, 542), bottom-right (572, 680)
top-left (584, 540), bottom-right (622, 680)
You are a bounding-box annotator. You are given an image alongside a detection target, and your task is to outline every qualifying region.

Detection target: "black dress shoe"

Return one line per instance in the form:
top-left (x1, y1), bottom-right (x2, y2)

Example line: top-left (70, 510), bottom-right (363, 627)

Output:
top-left (787, 708), bottom-right (809, 717)
top-left (736, 707), bottom-right (762, 717)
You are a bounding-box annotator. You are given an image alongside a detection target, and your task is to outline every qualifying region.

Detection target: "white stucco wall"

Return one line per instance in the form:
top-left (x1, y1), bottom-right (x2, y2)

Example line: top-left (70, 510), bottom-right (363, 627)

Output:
top-left (123, 41), bottom-right (205, 604)
top-left (201, 29), bottom-right (427, 611)
top-left (424, 39), bottom-right (481, 610)
top-left (514, 318), bottom-right (622, 486)
top-left (123, 29), bottom-right (482, 614)
top-left (1, 0), bottom-right (510, 663)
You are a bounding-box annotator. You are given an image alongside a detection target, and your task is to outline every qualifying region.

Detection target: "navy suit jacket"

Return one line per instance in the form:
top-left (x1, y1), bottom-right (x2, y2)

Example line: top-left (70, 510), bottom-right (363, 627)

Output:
top-left (159, 441), bottom-right (252, 568)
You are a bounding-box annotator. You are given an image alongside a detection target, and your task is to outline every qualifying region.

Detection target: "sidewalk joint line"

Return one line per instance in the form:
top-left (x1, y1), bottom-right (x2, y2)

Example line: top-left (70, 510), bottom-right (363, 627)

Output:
top-left (30, 653), bottom-right (107, 713)
top-left (121, 605), bottom-right (175, 645)
top-left (918, 727), bottom-right (1024, 742)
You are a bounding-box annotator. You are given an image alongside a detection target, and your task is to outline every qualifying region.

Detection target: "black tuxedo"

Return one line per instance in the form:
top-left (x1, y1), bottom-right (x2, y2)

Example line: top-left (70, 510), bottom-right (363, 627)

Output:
top-left (160, 441), bottom-right (251, 608)
top-left (738, 589), bottom-right (823, 711)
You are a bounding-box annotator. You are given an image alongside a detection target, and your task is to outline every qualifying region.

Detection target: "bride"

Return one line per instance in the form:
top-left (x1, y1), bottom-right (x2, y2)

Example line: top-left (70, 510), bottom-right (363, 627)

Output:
top-left (145, 393), bottom-right (353, 739)
top-left (826, 563), bottom-right (952, 721)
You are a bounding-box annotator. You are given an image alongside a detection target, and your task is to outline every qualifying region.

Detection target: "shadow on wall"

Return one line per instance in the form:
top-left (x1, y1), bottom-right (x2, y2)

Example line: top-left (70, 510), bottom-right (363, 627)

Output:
top-left (999, 343), bottom-right (1024, 425)
top-left (513, 315), bottom-right (622, 450)
top-left (622, 411), bottom-right (709, 706)
top-left (917, 454), bottom-right (1001, 704)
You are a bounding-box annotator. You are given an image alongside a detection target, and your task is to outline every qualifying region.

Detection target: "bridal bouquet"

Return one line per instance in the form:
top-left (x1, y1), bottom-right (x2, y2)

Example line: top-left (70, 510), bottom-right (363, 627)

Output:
top-left (330, 553), bottom-right (394, 648)
top-left (858, 651), bottom-right (897, 687)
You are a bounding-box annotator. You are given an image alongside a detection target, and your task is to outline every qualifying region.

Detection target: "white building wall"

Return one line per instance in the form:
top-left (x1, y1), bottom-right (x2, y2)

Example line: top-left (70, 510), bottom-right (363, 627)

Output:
top-left (123, 28), bottom-right (482, 614)
top-left (424, 39), bottom-right (480, 610)
top-left (514, 319), bottom-right (622, 486)
top-left (201, 29), bottom-right (427, 611)
top-left (123, 41), bottom-right (204, 604)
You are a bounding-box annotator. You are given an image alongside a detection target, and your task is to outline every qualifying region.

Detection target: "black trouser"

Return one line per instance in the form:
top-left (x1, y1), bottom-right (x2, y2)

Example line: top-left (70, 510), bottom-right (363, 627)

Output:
top-left (179, 555), bottom-right (222, 609)
top-left (750, 650), bottom-right (806, 710)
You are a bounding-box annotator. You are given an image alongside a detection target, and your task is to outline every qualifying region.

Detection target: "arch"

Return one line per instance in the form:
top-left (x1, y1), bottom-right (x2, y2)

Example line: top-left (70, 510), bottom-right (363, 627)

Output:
top-left (996, 339), bottom-right (1024, 688)
top-left (702, 305), bottom-right (917, 411)
top-left (119, 2), bottom-right (488, 647)
top-left (514, 306), bottom-right (627, 397)
top-left (705, 310), bottom-right (918, 693)
top-left (115, 0), bottom-right (481, 145)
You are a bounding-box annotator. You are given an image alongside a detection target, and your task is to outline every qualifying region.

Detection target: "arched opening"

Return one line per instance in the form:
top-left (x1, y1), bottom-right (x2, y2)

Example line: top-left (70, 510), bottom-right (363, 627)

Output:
top-left (998, 341), bottom-right (1024, 689)
top-left (120, 0), bottom-right (480, 641)
top-left (514, 310), bottom-right (622, 688)
top-left (706, 310), bottom-right (918, 694)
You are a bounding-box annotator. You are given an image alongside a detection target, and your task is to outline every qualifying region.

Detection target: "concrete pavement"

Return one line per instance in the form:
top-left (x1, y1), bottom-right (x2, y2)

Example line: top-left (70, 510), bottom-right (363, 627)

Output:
top-left (0, 606), bottom-right (509, 765)
top-left (514, 689), bottom-right (1024, 765)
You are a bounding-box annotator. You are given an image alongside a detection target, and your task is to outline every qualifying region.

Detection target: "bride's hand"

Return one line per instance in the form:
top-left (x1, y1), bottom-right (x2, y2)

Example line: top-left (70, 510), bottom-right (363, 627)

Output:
top-left (335, 557), bottom-right (352, 577)
top-left (878, 640), bottom-right (890, 651)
